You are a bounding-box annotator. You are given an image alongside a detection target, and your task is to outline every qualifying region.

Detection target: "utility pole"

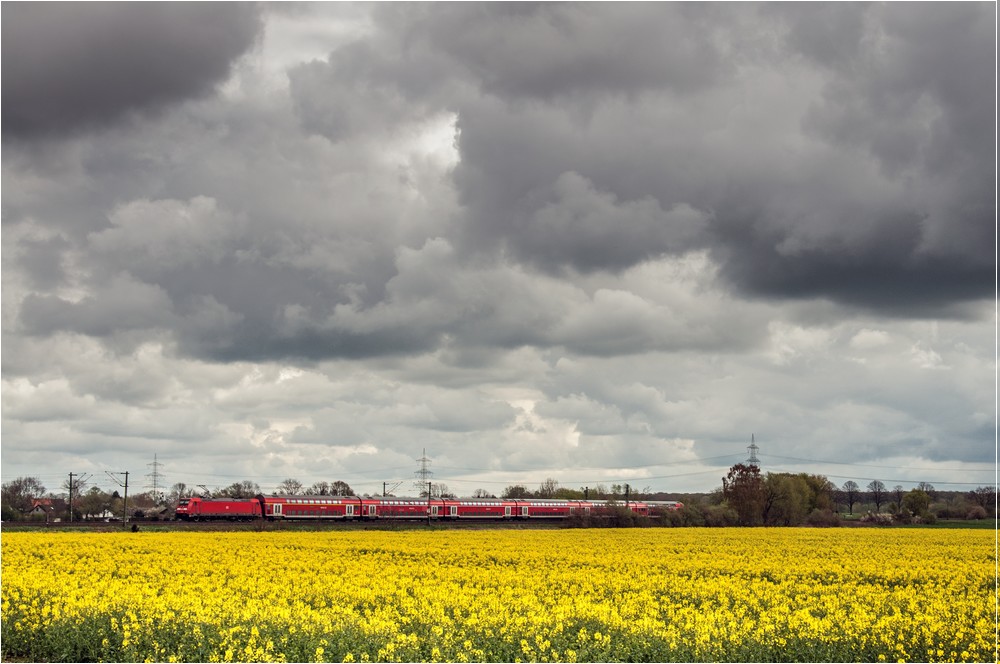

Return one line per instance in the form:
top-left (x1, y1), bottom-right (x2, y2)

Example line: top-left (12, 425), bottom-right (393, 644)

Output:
top-left (106, 471), bottom-right (130, 527)
top-left (68, 473), bottom-right (75, 523)
top-left (427, 481), bottom-right (432, 525)
top-left (67, 473), bottom-right (91, 522)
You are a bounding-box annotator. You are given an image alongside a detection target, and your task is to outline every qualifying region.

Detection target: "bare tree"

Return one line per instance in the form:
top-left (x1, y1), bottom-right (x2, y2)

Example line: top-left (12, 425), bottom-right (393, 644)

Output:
top-left (867, 480), bottom-right (887, 513)
top-left (329, 481), bottom-right (354, 496)
top-left (218, 480), bottom-right (261, 499)
top-left (167, 483), bottom-right (194, 506)
top-left (501, 484), bottom-right (531, 499)
top-left (969, 486), bottom-right (996, 515)
top-left (306, 481), bottom-right (330, 496)
top-left (916, 482), bottom-right (936, 500)
top-left (1, 476), bottom-right (47, 519)
top-left (892, 485), bottom-right (905, 512)
top-left (538, 478), bottom-right (559, 498)
top-left (277, 478), bottom-right (303, 495)
top-left (840, 481), bottom-right (860, 514)
top-left (472, 488), bottom-right (496, 499)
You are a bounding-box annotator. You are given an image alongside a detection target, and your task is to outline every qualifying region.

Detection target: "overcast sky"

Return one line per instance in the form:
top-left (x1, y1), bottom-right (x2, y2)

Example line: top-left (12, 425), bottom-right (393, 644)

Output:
top-left (2, 2), bottom-right (995, 498)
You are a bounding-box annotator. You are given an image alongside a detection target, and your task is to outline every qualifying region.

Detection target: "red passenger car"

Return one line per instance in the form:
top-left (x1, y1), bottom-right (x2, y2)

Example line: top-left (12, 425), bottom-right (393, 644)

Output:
top-left (360, 497), bottom-right (445, 519)
top-left (175, 497), bottom-right (262, 521)
top-left (260, 495), bottom-right (362, 520)
top-left (440, 499), bottom-right (513, 519)
top-left (511, 500), bottom-right (579, 518)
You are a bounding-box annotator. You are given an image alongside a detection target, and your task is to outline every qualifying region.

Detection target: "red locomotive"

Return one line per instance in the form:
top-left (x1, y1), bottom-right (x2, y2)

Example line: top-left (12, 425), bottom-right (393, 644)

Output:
top-left (175, 494), bottom-right (683, 522)
top-left (175, 496), bottom-right (262, 521)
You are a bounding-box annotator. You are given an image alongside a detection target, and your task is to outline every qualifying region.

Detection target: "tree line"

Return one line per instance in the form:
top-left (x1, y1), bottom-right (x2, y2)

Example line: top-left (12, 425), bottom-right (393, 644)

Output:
top-left (1, 467), bottom-right (995, 525)
top-left (713, 464), bottom-right (994, 527)
top-left (0, 477), bottom-right (360, 522)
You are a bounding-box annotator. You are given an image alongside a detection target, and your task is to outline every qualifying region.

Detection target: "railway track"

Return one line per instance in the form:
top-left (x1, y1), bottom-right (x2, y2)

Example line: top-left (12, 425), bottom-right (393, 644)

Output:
top-left (1, 518), bottom-right (575, 532)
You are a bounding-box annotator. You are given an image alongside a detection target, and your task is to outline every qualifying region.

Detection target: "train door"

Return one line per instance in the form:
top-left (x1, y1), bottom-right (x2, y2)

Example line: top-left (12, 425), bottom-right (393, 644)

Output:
top-left (521, 506), bottom-right (529, 517)
top-left (368, 504), bottom-right (377, 517)
top-left (346, 504), bottom-right (355, 518)
top-left (504, 506), bottom-right (511, 517)
top-left (430, 505), bottom-right (439, 517)
top-left (272, 503), bottom-right (282, 517)
top-left (449, 505), bottom-right (458, 517)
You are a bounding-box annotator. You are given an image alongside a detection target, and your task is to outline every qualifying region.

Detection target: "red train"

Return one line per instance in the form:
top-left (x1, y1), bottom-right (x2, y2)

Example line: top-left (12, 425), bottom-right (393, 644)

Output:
top-left (175, 495), bottom-right (683, 522)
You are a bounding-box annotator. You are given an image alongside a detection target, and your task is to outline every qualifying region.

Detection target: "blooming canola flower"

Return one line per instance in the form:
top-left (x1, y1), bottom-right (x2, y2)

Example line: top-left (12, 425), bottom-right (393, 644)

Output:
top-left (1, 528), bottom-right (993, 662)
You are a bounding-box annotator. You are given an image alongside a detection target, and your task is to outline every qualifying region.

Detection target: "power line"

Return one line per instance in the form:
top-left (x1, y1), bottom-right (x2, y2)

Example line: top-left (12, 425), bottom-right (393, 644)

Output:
top-left (763, 453), bottom-right (995, 474)
top-left (434, 453), bottom-right (744, 475)
top-left (766, 467), bottom-right (991, 488)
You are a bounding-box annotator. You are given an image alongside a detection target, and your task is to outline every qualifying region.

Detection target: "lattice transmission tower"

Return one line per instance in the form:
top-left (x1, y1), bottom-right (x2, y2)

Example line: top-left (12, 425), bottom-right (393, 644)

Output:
top-left (746, 434), bottom-right (760, 467)
top-left (146, 453), bottom-right (165, 504)
top-left (413, 448), bottom-right (433, 495)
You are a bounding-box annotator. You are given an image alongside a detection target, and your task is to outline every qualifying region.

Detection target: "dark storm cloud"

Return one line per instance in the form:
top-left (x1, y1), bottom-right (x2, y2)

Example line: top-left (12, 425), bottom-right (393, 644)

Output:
top-left (288, 2), bottom-right (994, 314)
top-left (374, 2), bottom-right (732, 101)
top-left (6, 2), bottom-right (995, 368)
top-left (2, 2), bottom-right (262, 138)
top-left (14, 235), bottom-right (70, 290)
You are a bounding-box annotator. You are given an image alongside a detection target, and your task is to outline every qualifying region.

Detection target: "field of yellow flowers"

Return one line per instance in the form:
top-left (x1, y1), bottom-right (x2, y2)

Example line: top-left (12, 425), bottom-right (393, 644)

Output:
top-left (1, 528), bottom-right (994, 662)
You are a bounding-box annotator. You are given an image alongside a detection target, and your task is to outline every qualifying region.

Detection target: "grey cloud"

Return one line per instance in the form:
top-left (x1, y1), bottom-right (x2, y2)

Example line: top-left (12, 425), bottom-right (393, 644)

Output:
top-left (21, 275), bottom-right (174, 338)
top-left (515, 172), bottom-right (709, 273)
top-left (375, 2), bottom-right (732, 101)
top-left (2, 4), bottom-right (993, 491)
top-left (419, 3), bottom-right (990, 312)
top-left (14, 235), bottom-right (71, 290)
top-left (2, 2), bottom-right (262, 138)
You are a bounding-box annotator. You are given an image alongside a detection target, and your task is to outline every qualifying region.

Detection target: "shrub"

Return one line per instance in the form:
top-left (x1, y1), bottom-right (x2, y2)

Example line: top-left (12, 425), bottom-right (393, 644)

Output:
top-left (678, 505), bottom-right (706, 527)
top-left (655, 509), bottom-right (685, 528)
top-left (703, 504), bottom-right (740, 527)
top-left (806, 509), bottom-right (840, 527)
top-left (861, 511), bottom-right (894, 526)
top-left (966, 506), bottom-right (987, 520)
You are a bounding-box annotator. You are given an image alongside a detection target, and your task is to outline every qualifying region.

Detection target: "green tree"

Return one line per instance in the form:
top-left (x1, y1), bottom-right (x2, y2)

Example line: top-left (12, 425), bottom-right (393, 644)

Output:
top-left (79, 486), bottom-right (112, 520)
top-left (764, 473), bottom-right (811, 526)
top-left (722, 464), bottom-right (765, 526)
top-left (901, 489), bottom-right (931, 517)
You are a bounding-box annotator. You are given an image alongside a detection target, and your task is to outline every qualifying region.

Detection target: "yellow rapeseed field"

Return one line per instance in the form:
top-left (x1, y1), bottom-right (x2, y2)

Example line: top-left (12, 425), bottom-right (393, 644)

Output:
top-left (1, 528), bottom-right (994, 662)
